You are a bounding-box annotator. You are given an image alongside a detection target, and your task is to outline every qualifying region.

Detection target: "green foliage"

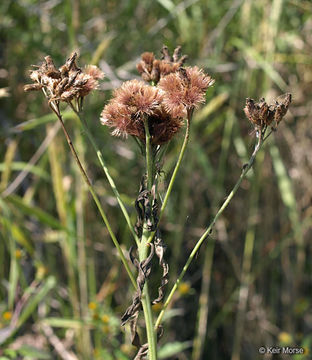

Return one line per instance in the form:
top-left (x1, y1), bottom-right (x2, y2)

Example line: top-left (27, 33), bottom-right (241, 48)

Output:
top-left (158, 341), bottom-right (192, 359)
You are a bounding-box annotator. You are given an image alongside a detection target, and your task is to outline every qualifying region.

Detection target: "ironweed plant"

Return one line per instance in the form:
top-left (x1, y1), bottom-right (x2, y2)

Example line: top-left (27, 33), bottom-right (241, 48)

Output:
top-left (24, 46), bottom-right (291, 360)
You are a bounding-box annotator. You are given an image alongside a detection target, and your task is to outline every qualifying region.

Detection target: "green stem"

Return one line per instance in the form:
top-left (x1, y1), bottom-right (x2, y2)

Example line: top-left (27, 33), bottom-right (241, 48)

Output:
top-left (50, 104), bottom-right (136, 289)
top-left (139, 235), bottom-right (157, 360)
top-left (139, 119), bottom-right (157, 360)
top-left (147, 112), bottom-right (191, 244)
top-left (155, 135), bottom-right (263, 330)
top-left (159, 112), bottom-right (191, 219)
top-left (71, 105), bottom-right (140, 247)
top-left (231, 152), bottom-right (262, 360)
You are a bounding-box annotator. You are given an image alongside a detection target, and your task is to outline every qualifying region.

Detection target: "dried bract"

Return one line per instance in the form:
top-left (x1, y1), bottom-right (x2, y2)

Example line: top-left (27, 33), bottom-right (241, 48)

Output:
top-left (24, 52), bottom-right (104, 110)
top-left (24, 83), bottom-right (43, 92)
top-left (244, 93), bottom-right (292, 132)
top-left (137, 45), bottom-right (188, 83)
top-left (158, 66), bottom-right (215, 118)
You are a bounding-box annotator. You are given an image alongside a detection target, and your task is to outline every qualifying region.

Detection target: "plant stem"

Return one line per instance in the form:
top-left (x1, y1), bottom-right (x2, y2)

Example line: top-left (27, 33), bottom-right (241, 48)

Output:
top-left (231, 152), bottom-right (262, 360)
top-left (155, 135), bottom-right (263, 330)
top-left (50, 104), bottom-right (136, 289)
top-left (159, 115), bottom-right (190, 216)
top-left (144, 120), bottom-right (153, 190)
top-left (139, 120), bottom-right (157, 360)
top-left (139, 236), bottom-right (157, 360)
top-left (70, 105), bottom-right (140, 247)
top-left (192, 111), bottom-right (234, 360)
top-left (74, 128), bottom-right (92, 358)
top-left (147, 112), bottom-right (191, 244)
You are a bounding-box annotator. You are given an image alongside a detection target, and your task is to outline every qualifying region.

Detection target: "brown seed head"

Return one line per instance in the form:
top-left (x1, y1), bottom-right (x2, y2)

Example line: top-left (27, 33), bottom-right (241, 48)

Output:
top-left (149, 107), bottom-right (183, 145)
top-left (158, 66), bottom-right (215, 118)
top-left (137, 45), bottom-right (188, 83)
top-left (115, 79), bottom-right (162, 115)
top-left (100, 79), bottom-right (183, 144)
top-left (24, 52), bottom-right (104, 109)
top-left (244, 93), bottom-right (291, 131)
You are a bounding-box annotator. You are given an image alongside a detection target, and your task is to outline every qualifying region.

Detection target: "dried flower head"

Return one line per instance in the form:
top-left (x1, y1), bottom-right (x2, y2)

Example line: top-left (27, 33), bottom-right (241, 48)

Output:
top-left (100, 79), bottom-right (183, 145)
top-left (244, 93), bottom-right (292, 132)
top-left (24, 52), bottom-right (104, 110)
top-left (137, 45), bottom-right (187, 83)
top-left (158, 66), bottom-right (215, 118)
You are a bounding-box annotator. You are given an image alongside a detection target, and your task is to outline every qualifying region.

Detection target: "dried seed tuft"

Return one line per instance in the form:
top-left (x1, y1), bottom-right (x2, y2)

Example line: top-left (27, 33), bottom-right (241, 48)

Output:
top-left (158, 66), bottom-right (215, 118)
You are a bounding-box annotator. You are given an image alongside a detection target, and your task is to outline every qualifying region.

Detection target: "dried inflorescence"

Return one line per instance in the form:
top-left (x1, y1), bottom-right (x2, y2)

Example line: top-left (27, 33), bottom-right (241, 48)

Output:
top-left (100, 80), bottom-right (183, 145)
top-left (158, 66), bottom-right (215, 118)
top-left (101, 47), bottom-right (214, 146)
top-left (24, 52), bottom-right (104, 110)
top-left (244, 93), bottom-right (292, 132)
top-left (136, 45), bottom-right (188, 83)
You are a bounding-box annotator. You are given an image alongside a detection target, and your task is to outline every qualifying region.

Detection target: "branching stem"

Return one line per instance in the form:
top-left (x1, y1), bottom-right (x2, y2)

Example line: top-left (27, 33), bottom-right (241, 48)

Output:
top-left (49, 103), bottom-right (137, 289)
top-left (155, 134), bottom-right (263, 330)
top-left (70, 104), bottom-right (140, 247)
top-left (147, 109), bottom-right (192, 244)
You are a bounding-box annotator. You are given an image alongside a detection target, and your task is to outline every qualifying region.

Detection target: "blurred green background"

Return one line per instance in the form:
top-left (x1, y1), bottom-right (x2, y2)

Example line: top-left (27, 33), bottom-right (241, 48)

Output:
top-left (0, 0), bottom-right (311, 359)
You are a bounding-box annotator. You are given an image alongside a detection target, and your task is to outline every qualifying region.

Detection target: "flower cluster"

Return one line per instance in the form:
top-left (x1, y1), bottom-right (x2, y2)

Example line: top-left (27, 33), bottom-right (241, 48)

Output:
top-left (100, 80), bottom-right (183, 145)
top-left (24, 52), bottom-right (104, 110)
top-left (244, 93), bottom-right (292, 132)
top-left (101, 47), bottom-right (214, 145)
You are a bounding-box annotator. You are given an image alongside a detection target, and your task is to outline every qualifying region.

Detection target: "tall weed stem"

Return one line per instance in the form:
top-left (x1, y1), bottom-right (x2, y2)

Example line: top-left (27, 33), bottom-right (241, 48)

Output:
top-left (139, 120), bottom-right (158, 359)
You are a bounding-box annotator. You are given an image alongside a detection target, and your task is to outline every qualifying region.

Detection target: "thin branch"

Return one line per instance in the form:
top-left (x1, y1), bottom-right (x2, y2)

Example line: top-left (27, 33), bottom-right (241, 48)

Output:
top-left (50, 103), bottom-right (136, 288)
top-left (155, 134), bottom-right (263, 330)
top-left (70, 104), bottom-right (140, 246)
top-left (147, 110), bottom-right (192, 244)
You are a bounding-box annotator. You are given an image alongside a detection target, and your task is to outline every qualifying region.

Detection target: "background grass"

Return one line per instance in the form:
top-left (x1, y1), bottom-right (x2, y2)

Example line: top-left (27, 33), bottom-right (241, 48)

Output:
top-left (1, 0), bottom-right (312, 359)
